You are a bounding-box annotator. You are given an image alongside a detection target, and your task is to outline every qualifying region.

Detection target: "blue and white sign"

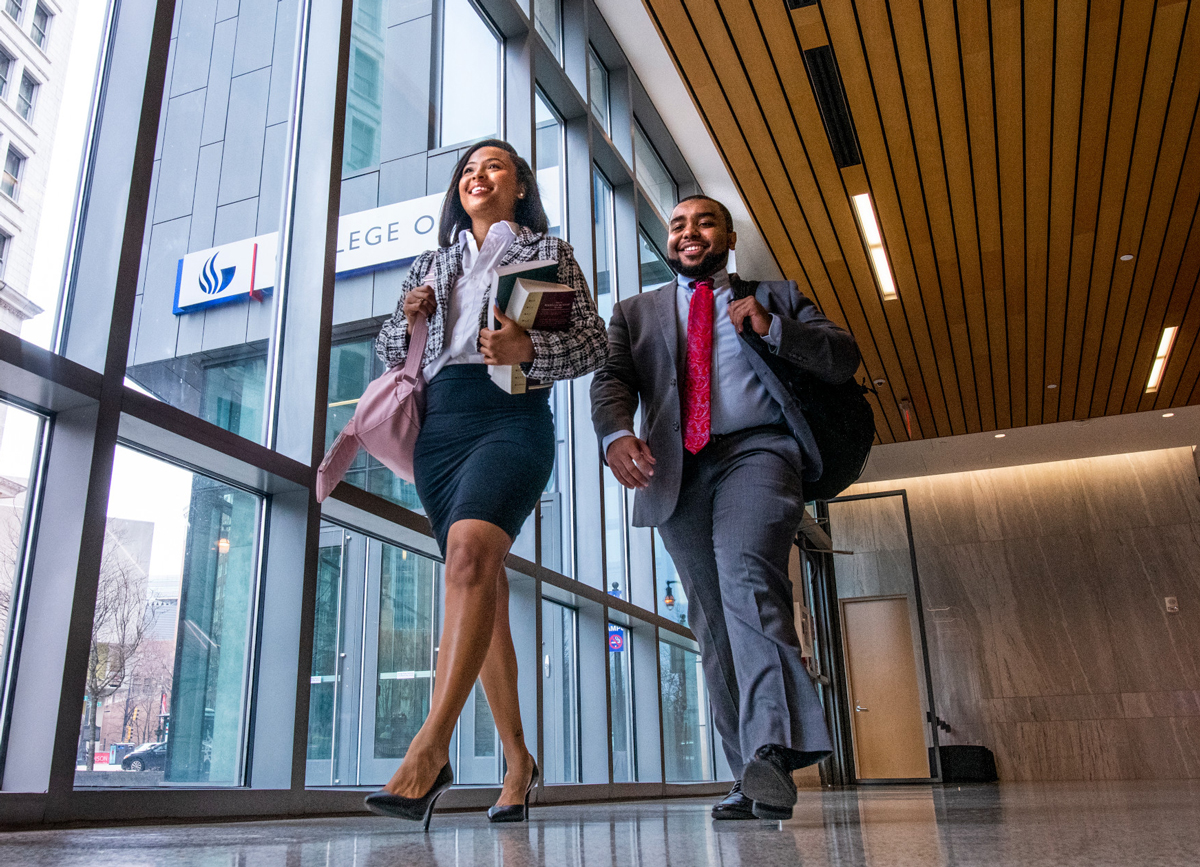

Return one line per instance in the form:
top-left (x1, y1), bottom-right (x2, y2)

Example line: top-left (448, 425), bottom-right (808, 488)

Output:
top-left (173, 236), bottom-right (270, 314)
top-left (335, 191), bottom-right (444, 277)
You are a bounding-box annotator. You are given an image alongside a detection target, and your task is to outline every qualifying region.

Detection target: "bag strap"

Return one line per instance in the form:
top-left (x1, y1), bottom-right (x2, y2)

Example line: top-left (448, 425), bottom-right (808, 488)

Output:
top-left (399, 266), bottom-right (435, 376)
top-left (404, 314), bottom-right (429, 377)
top-left (731, 275), bottom-right (759, 301)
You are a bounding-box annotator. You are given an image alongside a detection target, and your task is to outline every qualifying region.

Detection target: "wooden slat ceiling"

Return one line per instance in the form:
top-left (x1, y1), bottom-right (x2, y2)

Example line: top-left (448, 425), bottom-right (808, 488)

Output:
top-left (642, 0), bottom-right (1200, 443)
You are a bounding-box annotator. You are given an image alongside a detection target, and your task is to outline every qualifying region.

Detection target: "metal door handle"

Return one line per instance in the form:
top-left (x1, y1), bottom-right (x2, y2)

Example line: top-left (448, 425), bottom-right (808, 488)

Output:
top-left (855, 705), bottom-right (869, 712)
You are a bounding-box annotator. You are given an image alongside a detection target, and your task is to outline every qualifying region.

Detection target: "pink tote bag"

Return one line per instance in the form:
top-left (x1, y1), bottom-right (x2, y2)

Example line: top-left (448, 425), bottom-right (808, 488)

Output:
top-left (316, 313), bottom-right (428, 502)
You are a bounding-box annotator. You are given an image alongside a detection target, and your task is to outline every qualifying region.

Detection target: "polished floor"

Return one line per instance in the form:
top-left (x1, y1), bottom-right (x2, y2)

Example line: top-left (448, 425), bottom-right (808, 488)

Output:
top-left (2, 782), bottom-right (1199, 866)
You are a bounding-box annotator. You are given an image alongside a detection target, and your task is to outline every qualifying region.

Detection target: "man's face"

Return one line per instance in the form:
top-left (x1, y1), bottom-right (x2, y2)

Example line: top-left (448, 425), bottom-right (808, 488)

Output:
top-left (666, 199), bottom-right (737, 279)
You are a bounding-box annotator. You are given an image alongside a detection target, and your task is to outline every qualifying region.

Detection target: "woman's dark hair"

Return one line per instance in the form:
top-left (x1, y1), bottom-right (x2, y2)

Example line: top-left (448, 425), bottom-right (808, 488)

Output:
top-left (437, 139), bottom-right (549, 247)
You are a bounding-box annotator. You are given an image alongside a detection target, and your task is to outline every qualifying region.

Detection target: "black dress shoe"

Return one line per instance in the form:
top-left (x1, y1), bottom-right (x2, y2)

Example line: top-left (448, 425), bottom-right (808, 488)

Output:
top-left (364, 763), bottom-right (454, 831)
top-left (711, 780), bottom-right (756, 820)
top-left (742, 745), bottom-right (797, 820)
top-left (488, 761), bottom-right (540, 823)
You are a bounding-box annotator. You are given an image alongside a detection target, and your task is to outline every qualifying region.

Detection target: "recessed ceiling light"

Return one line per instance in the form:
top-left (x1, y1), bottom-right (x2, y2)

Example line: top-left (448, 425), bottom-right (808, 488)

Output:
top-left (1146, 326), bottom-right (1178, 393)
top-left (851, 193), bottom-right (898, 300)
top-left (1120, 254), bottom-right (1134, 261)
top-left (1163, 412), bottom-right (1175, 418)
top-left (994, 433), bottom-right (1006, 438)
top-left (1047, 384), bottom-right (1057, 389)
top-left (873, 378), bottom-right (887, 387)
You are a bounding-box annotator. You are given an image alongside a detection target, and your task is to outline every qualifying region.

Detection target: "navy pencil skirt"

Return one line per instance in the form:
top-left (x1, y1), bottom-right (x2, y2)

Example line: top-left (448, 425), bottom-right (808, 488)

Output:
top-left (413, 365), bottom-right (555, 555)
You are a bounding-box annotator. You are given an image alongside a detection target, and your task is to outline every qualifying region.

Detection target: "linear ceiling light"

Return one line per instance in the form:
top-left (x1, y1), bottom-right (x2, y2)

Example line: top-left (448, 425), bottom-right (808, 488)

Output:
top-left (1145, 326), bottom-right (1178, 393)
top-left (852, 193), bottom-right (897, 300)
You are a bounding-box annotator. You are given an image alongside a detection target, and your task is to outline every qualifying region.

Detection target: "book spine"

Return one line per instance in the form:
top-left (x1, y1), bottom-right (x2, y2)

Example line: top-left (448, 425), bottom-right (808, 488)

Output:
top-left (489, 363), bottom-right (527, 395)
top-left (517, 292), bottom-right (541, 329)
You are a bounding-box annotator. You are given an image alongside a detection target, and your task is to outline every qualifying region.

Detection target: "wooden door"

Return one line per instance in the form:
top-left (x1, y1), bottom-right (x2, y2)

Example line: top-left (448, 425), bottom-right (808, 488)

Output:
top-left (840, 596), bottom-right (930, 780)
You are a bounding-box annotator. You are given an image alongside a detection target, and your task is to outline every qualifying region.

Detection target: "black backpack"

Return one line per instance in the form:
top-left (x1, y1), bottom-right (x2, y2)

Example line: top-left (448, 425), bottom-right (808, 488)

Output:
top-left (733, 279), bottom-right (876, 501)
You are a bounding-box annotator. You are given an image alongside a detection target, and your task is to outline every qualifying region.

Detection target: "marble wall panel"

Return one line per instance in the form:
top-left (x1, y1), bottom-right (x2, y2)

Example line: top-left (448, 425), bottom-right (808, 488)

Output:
top-left (840, 447), bottom-right (1200, 780)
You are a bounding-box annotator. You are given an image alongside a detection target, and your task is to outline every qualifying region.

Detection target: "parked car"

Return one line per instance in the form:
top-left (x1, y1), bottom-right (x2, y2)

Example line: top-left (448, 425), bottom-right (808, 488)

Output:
top-left (121, 741), bottom-right (168, 772)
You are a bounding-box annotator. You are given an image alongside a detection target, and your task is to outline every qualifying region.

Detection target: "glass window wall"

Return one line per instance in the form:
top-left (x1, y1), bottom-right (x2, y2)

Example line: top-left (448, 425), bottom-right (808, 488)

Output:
top-left (541, 599), bottom-right (579, 784)
top-left (0, 401), bottom-right (45, 725)
top-left (639, 231), bottom-right (673, 290)
top-left (653, 530), bottom-right (688, 626)
top-left (634, 123), bottom-right (676, 221)
top-left (534, 91), bottom-right (572, 573)
top-left (108, 1), bottom-right (305, 446)
top-left (608, 624), bottom-right (635, 782)
top-left (439, 0), bottom-right (502, 147)
top-left (307, 525), bottom-right (439, 786)
top-left (534, 0), bottom-right (562, 60)
top-left (588, 47), bottom-right (610, 132)
top-left (76, 447), bottom-right (262, 787)
top-left (659, 640), bottom-right (712, 782)
top-left (593, 170), bottom-right (627, 598)
top-left (535, 92), bottom-right (566, 238)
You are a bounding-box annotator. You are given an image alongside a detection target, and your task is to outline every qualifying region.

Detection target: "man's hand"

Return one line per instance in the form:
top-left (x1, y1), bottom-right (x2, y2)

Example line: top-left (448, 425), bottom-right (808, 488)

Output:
top-left (404, 284), bottom-right (436, 332)
top-left (480, 305), bottom-right (535, 366)
top-left (728, 295), bottom-right (772, 336)
top-left (606, 435), bottom-right (656, 489)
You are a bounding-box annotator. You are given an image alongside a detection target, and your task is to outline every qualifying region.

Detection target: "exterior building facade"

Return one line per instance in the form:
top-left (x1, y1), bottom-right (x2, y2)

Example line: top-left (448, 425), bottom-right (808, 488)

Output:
top-left (0, 0), bottom-right (78, 336)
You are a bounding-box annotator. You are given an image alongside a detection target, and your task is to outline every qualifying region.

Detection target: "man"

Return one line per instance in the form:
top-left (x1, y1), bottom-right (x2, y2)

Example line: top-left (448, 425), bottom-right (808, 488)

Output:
top-left (590, 196), bottom-right (860, 820)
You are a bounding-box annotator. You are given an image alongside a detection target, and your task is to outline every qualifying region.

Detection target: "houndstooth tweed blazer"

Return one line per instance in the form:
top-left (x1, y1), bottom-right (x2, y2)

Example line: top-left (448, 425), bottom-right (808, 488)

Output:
top-left (375, 227), bottom-right (608, 383)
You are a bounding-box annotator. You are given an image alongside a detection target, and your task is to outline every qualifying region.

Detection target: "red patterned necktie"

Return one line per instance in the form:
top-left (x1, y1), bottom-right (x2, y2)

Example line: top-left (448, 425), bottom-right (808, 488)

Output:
top-left (683, 279), bottom-right (714, 454)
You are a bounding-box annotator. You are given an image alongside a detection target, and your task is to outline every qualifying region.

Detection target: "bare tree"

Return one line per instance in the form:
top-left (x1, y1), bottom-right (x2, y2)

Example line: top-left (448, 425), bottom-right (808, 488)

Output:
top-left (0, 500), bottom-right (26, 634)
top-left (81, 526), bottom-right (153, 771)
top-left (0, 497), bottom-right (32, 678)
top-left (118, 639), bottom-right (174, 746)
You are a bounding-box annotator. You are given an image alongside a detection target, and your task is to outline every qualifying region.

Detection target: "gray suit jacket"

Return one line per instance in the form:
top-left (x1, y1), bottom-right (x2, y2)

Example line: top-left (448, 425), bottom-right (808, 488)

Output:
top-left (590, 278), bottom-right (861, 527)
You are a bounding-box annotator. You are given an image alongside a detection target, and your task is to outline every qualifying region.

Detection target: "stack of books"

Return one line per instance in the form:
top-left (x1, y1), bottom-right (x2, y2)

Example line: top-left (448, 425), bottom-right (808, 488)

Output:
top-left (487, 260), bottom-right (574, 394)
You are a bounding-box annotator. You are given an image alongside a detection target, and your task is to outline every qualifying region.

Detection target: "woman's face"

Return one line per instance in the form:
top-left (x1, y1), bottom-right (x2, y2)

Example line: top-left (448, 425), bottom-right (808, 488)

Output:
top-left (458, 146), bottom-right (523, 225)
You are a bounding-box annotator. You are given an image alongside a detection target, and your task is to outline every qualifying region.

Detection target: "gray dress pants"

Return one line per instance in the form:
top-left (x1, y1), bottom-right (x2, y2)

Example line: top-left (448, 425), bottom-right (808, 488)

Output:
top-left (658, 427), bottom-right (833, 778)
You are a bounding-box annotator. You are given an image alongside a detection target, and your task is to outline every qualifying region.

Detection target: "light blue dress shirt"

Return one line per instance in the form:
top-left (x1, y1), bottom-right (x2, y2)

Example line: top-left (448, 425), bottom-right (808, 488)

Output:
top-left (603, 268), bottom-right (784, 456)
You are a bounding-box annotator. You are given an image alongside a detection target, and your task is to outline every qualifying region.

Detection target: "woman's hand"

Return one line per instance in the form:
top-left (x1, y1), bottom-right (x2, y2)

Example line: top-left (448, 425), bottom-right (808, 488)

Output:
top-left (480, 306), bottom-right (535, 366)
top-left (404, 284), bottom-right (436, 332)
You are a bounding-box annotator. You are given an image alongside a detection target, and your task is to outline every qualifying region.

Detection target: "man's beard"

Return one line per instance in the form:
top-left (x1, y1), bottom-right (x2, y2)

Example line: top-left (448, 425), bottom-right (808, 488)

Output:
top-left (667, 249), bottom-right (729, 279)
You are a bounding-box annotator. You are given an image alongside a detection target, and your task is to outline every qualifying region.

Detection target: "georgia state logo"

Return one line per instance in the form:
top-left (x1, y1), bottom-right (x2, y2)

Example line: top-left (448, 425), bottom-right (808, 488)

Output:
top-left (199, 253), bottom-right (237, 296)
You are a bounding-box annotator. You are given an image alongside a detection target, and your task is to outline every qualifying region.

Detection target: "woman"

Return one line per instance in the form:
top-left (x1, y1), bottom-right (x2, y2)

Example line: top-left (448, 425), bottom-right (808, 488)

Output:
top-left (364, 140), bottom-right (607, 828)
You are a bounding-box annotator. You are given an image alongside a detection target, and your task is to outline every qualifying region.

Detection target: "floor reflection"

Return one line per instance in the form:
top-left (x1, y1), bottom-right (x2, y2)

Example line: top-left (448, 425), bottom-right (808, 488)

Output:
top-left (2, 782), bottom-right (1199, 866)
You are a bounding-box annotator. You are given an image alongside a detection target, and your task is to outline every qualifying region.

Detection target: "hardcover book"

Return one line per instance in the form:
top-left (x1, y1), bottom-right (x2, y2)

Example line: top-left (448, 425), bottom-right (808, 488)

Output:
top-left (487, 260), bottom-right (573, 394)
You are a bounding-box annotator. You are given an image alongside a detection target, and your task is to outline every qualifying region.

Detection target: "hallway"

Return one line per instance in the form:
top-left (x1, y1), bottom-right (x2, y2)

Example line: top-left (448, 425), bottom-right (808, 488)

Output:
top-left (2, 781), bottom-right (1198, 866)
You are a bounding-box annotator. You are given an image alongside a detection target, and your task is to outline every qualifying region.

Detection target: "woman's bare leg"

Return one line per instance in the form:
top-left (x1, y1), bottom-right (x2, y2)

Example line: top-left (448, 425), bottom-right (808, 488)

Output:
top-left (383, 519), bottom-right (510, 797)
top-left (478, 566), bottom-right (535, 806)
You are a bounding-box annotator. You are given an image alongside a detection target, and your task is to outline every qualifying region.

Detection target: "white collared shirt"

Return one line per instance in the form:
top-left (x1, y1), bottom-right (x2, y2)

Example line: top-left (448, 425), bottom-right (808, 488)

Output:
top-left (424, 220), bottom-right (519, 381)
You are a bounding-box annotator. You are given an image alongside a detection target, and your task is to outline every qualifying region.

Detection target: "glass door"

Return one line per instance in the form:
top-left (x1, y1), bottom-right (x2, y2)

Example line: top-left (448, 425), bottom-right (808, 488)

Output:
top-left (307, 525), bottom-right (439, 786)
